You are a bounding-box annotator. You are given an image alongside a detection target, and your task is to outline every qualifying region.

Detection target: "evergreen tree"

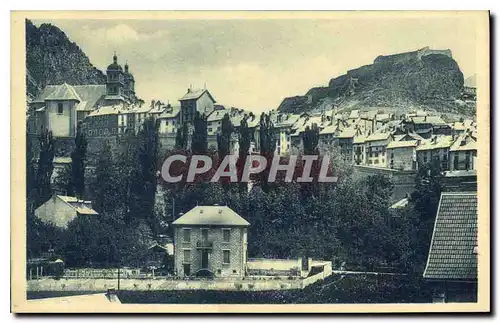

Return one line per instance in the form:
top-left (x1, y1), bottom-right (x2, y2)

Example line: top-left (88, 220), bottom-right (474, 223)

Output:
top-left (70, 122), bottom-right (88, 198)
top-left (258, 113), bottom-right (276, 191)
top-left (36, 128), bottom-right (55, 207)
top-left (237, 116), bottom-right (251, 190)
top-left (302, 124), bottom-right (319, 155)
top-left (92, 140), bottom-right (117, 215)
top-left (191, 112), bottom-right (208, 154)
top-left (217, 113), bottom-right (232, 161)
top-left (175, 122), bottom-right (189, 150)
top-left (130, 117), bottom-right (160, 235)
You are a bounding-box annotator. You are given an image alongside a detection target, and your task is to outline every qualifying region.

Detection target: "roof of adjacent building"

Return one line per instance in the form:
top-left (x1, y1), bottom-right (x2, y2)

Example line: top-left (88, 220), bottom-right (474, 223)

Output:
top-left (32, 84), bottom-right (107, 111)
top-left (87, 105), bottom-right (125, 117)
top-left (158, 106), bottom-right (181, 119)
top-left (44, 83), bottom-right (82, 102)
top-left (390, 197), bottom-right (409, 209)
top-left (179, 89), bottom-right (216, 102)
top-left (57, 195), bottom-right (99, 215)
top-left (410, 115), bottom-right (447, 126)
top-left (353, 135), bottom-right (367, 144)
top-left (366, 131), bottom-right (391, 142)
top-left (387, 140), bottom-right (418, 149)
top-left (450, 133), bottom-right (477, 152)
top-left (423, 192), bottom-right (477, 281)
top-left (172, 205), bottom-right (250, 226)
top-left (416, 135), bottom-right (454, 151)
top-left (207, 109), bottom-right (230, 122)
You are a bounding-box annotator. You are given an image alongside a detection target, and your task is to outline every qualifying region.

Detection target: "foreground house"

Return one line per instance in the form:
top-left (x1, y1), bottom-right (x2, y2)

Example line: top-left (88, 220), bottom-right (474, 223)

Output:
top-left (423, 192), bottom-right (478, 302)
top-left (35, 195), bottom-right (99, 229)
top-left (172, 205), bottom-right (250, 278)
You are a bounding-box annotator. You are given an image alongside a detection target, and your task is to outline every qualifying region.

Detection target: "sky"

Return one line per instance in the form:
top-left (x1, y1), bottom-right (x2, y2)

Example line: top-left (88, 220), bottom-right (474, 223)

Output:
top-left (33, 15), bottom-right (479, 114)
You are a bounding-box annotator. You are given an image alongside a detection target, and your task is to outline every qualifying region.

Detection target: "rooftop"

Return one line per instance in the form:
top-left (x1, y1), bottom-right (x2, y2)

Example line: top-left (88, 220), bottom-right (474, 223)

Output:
top-left (172, 205), bottom-right (250, 227)
top-left (387, 140), bottom-right (418, 149)
top-left (179, 89), bottom-right (216, 103)
top-left (44, 83), bottom-right (82, 102)
top-left (423, 192), bottom-right (477, 281)
top-left (57, 195), bottom-right (99, 215)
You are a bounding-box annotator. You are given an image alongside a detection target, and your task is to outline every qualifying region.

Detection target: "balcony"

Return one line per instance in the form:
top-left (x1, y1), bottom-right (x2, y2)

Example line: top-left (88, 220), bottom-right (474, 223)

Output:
top-left (196, 240), bottom-right (213, 249)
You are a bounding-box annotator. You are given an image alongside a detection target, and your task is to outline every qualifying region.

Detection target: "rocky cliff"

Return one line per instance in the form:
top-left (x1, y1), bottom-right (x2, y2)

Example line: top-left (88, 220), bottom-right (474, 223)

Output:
top-left (26, 19), bottom-right (106, 101)
top-left (278, 47), bottom-right (475, 116)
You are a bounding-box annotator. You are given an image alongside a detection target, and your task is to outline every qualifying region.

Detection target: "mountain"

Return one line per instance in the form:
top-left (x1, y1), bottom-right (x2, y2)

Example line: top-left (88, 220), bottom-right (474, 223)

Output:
top-left (26, 19), bottom-right (106, 101)
top-left (278, 47), bottom-right (475, 116)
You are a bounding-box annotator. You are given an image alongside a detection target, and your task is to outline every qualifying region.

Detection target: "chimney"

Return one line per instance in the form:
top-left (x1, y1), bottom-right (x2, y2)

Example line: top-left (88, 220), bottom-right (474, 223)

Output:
top-left (187, 88), bottom-right (191, 93)
top-left (151, 100), bottom-right (155, 108)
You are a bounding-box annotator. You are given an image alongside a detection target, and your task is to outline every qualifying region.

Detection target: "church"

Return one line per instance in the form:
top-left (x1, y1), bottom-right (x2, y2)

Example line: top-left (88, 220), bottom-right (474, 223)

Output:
top-left (27, 53), bottom-right (139, 138)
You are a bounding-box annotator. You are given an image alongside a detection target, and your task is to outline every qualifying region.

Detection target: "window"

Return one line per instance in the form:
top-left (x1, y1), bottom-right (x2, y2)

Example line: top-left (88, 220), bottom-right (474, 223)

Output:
top-left (183, 249), bottom-right (191, 264)
top-left (182, 228), bottom-right (191, 243)
top-left (222, 229), bottom-right (231, 243)
top-left (57, 103), bottom-right (63, 115)
top-left (223, 250), bottom-right (230, 264)
top-left (201, 228), bottom-right (209, 242)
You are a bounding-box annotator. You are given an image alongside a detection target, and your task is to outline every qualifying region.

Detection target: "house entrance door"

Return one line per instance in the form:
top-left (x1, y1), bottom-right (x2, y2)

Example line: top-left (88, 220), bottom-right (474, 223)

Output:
top-left (201, 250), bottom-right (209, 269)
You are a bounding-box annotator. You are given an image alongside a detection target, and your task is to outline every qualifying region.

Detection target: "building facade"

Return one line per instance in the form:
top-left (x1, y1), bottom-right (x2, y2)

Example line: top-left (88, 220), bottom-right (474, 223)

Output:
top-left (179, 88), bottom-right (216, 125)
top-left (172, 205), bottom-right (250, 278)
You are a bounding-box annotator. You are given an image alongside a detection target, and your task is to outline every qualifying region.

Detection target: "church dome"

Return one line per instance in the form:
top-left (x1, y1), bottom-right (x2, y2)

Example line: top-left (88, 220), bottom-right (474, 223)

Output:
top-left (107, 53), bottom-right (123, 71)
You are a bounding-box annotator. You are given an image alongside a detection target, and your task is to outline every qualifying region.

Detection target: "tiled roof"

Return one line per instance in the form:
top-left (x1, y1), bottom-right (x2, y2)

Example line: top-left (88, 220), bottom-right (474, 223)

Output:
top-left (207, 109), bottom-right (230, 122)
top-left (87, 105), bottom-right (126, 117)
top-left (410, 115), bottom-right (447, 125)
top-left (57, 195), bottom-right (99, 215)
top-left (72, 85), bottom-right (106, 111)
top-left (450, 133), bottom-right (477, 152)
top-left (416, 135), bottom-right (454, 151)
top-left (158, 106), bottom-right (180, 119)
top-left (172, 205), bottom-right (250, 226)
top-left (179, 89), bottom-right (216, 102)
top-left (33, 84), bottom-right (107, 111)
top-left (45, 83), bottom-right (82, 101)
top-left (366, 131), bottom-right (391, 142)
top-left (387, 140), bottom-right (417, 149)
top-left (423, 192), bottom-right (477, 281)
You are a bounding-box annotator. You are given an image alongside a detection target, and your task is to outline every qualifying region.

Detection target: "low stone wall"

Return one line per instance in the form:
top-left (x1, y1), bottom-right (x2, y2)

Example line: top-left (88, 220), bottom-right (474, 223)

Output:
top-left (27, 277), bottom-right (304, 292)
top-left (28, 261), bottom-right (334, 292)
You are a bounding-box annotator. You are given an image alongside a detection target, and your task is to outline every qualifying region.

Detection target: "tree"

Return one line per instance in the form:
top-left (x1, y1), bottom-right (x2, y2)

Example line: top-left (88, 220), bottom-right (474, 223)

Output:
top-left (70, 122), bottom-right (88, 198)
top-left (237, 116), bottom-right (251, 191)
top-left (217, 113), bottom-right (232, 161)
top-left (191, 112), bottom-right (208, 154)
top-left (36, 128), bottom-right (55, 207)
top-left (129, 117), bottom-right (160, 235)
top-left (302, 124), bottom-right (319, 155)
top-left (175, 122), bottom-right (189, 150)
top-left (257, 113), bottom-right (276, 191)
top-left (92, 140), bottom-right (117, 216)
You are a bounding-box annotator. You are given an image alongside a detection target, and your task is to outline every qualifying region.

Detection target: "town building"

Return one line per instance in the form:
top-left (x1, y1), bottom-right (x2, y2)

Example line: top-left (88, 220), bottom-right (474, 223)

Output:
top-left (179, 88), bottom-right (216, 125)
top-left (157, 105), bottom-right (181, 135)
top-left (387, 140), bottom-right (418, 171)
top-left (423, 192), bottom-right (477, 302)
top-left (364, 131), bottom-right (393, 167)
top-left (171, 205), bottom-right (250, 278)
top-left (35, 195), bottom-right (99, 229)
top-left (449, 132), bottom-right (477, 171)
top-left (416, 135), bottom-right (454, 171)
top-left (352, 134), bottom-right (367, 165)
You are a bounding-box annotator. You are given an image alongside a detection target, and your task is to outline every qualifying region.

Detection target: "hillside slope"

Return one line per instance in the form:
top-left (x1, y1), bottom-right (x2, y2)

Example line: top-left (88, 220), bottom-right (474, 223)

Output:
top-left (26, 19), bottom-right (106, 101)
top-left (278, 47), bottom-right (475, 116)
